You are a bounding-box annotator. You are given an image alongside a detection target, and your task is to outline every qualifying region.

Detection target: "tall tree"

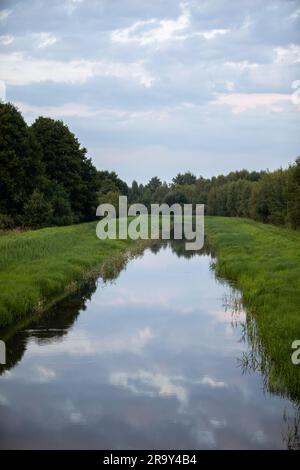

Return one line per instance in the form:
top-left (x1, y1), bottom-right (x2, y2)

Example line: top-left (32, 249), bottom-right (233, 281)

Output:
top-left (0, 102), bottom-right (44, 224)
top-left (31, 117), bottom-right (98, 222)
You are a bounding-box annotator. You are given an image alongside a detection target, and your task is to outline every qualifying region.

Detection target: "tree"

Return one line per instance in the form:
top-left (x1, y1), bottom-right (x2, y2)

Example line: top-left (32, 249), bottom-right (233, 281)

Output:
top-left (31, 117), bottom-right (98, 223)
top-left (163, 190), bottom-right (188, 206)
top-left (0, 102), bottom-right (44, 224)
top-left (129, 180), bottom-right (139, 203)
top-left (146, 176), bottom-right (162, 193)
top-left (23, 190), bottom-right (53, 228)
top-left (172, 172), bottom-right (197, 186)
top-left (287, 158), bottom-right (300, 228)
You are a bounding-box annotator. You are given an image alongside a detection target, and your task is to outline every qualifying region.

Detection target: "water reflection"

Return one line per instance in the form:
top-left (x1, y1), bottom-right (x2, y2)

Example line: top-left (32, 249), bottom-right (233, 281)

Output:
top-left (0, 240), bottom-right (299, 449)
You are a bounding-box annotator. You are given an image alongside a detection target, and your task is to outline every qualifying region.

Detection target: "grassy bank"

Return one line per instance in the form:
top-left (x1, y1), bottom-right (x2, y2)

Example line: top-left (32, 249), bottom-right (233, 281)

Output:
top-left (0, 221), bottom-right (144, 327)
top-left (205, 216), bottom-right (300, 400)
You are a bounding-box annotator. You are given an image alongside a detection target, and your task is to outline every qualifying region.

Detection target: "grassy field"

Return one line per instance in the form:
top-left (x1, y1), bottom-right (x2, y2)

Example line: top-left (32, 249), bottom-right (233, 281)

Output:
top-left (205, 217), bottom-right (300, 400)
top-left (0, 221), bottom-right (146, 327)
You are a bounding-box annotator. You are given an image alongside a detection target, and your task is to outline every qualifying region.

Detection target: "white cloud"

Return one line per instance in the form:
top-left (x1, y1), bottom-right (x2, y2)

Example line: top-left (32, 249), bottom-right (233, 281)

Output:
top-left (111, 3), bottom-right (229, 48)
top-left (199, 376), bottom-right (226, 388)
top-left (0, 9), bottom-right (12, 22)
top-left (110, 370), bottom-right (227, 406)
top-left (112, 3), bottom-right (190, 47)
top-left (15, 101), bottom-right (100, 119)
top-left (14, 101), bottom-right (191, 125)
top-left (274, 44), bottom-right (300, 65)
top-left (194, 29), bottom-right (229, 40)
top-left (0, 35), bottom-right (14, 45)
top-left (62, 400), bottom-right (86, 424)
top-left (34, 32), bottom-right (58, 49)
top-left (225, 60), bottom-right (259, 71)
top-left (33, 365), bottom-right (57, 383)
top-left (65, 0), bottom-right (84, 15)
top-left (27, 327), bottom-right (154, 356)
top-left (110, 370), bottom-right (188, 404)
top-left (289, 9), bottom-right (300, 21)
top-left (0, 53), bottom-right (155, 87)
top-left (213, 92), bottom-right (292, 114)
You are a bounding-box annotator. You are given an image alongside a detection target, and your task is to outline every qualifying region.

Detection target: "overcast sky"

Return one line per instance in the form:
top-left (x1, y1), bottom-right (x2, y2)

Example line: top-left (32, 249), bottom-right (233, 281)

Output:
top-left (0, 0), bottom-right (299, 183)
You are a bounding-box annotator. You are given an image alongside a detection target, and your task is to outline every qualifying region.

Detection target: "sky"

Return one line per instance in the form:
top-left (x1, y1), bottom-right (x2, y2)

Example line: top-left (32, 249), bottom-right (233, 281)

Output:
top-left (0, 0), bottom-right (300, 184)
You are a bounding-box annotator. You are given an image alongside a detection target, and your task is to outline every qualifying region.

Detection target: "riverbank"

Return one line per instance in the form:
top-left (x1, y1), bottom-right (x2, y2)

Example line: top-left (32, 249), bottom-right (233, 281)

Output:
top-left (205, 216), bottom-right (300, 400)
top-left (0, 221), bottom-right (148, 327)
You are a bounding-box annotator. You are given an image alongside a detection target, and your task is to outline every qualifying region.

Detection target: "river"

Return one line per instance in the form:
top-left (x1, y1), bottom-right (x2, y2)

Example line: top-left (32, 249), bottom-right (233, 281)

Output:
top-left (0, 240), bottom-right (299, 449)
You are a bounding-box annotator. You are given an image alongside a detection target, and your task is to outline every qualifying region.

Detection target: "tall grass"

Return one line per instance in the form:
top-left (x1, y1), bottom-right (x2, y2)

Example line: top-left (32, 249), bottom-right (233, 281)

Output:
top-left (0, 222), bottom-right (137, 326)
top-left (205, 216), bottom-right (300, 401)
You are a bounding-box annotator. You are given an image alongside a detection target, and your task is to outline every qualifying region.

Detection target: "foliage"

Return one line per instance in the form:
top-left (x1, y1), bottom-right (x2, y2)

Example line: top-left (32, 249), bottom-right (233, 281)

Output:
top-left (0, 221), bottom-right (137, 326)
top-left (206, 217), bottom-right (300, 400)
top-left (0, 102), bottom-right (127, 229)
top-left (23, 190), bottom-right (54, 228)
top-left (128, 160), bottom-right (300, 230)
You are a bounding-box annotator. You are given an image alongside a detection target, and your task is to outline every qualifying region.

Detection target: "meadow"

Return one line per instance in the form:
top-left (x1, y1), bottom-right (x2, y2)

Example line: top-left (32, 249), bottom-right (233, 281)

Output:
top-left (0, 221), bottom-right (142, 327)
top-left (205, 217), bottom-right (300, 400)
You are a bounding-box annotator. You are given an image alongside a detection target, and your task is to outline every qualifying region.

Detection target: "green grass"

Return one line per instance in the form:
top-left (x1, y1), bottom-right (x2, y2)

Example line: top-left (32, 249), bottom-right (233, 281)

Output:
top-left (205, 216), bottom-right (300, 401)
top-left (0, 221), bottom-right (143, 327)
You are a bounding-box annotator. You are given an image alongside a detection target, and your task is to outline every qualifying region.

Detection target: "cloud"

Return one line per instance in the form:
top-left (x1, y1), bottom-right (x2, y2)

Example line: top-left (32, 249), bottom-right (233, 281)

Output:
top-left (225, 61), bottom-right (259, 71)
top-left (14, 100), bottom-right (168, 123)
top-left (110, 370), bottom-right (227, 406)
top-left (274, 44), bottom-right (300, 65)
top-left (62, 400), bottom-right (86, 424)
top-left (111, 2), bottom-right (190, 47)
top-left (15, 101), bottom-right (99, 119)
top-left (65, 0), bottom-right (84, 15)
top-left (110, 370), bottom-right (188, 404)
top-left (213, 92), bottom-right (292, 114)
top-left (194, 29), bottom-right (229, 40)
top-left (34, 32), bottom-right (58, 48)
top-left (199, 376), bottom-right (227, 388)
top-left (0, 9), bottom-right (12, 21)
top-left (33, 365), bottom-right (57, 383)
top-left (27, 327), bottom-right (154, 356)
top-left (289, 9), bottom-right (300, 22)
top-left (0, 53), bottom-right (155, 87)
top-left (111, 2), bottom-right (229, 48)
top-left (0, 35), bottom-right (14, 45)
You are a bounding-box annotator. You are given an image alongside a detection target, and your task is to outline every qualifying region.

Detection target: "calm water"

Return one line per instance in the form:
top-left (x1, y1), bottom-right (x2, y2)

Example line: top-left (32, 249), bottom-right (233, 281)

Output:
top-left (0, 241), bottom-right (299, 449)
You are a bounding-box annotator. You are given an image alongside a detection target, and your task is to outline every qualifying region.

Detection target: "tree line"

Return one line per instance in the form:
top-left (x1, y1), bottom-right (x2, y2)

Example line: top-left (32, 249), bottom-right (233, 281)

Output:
top-left (0, 102), bottom-right (127, 229)
top-left (0, 102), bottom-right (299, 230)
top-left (128, 163), bottom-right (300, 229)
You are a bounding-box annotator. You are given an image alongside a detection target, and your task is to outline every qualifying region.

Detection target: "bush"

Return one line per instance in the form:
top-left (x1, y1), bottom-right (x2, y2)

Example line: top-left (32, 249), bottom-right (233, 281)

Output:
top-left (23, 190), bottom-right (53, 229)
top-left (0, 213), bottom-right (14, 230)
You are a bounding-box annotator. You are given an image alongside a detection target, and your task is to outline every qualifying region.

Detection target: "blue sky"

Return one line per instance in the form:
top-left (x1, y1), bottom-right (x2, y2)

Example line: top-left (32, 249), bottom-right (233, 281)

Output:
top-left (0, 0), bottom-right (299, 183)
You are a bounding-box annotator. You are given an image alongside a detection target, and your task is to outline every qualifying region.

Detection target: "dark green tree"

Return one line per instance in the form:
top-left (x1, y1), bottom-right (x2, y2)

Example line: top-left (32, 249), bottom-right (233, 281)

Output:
top-left (0, 102), bottom-right (44, 224)
top-left (31, 117), bottom-right (98, 223)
